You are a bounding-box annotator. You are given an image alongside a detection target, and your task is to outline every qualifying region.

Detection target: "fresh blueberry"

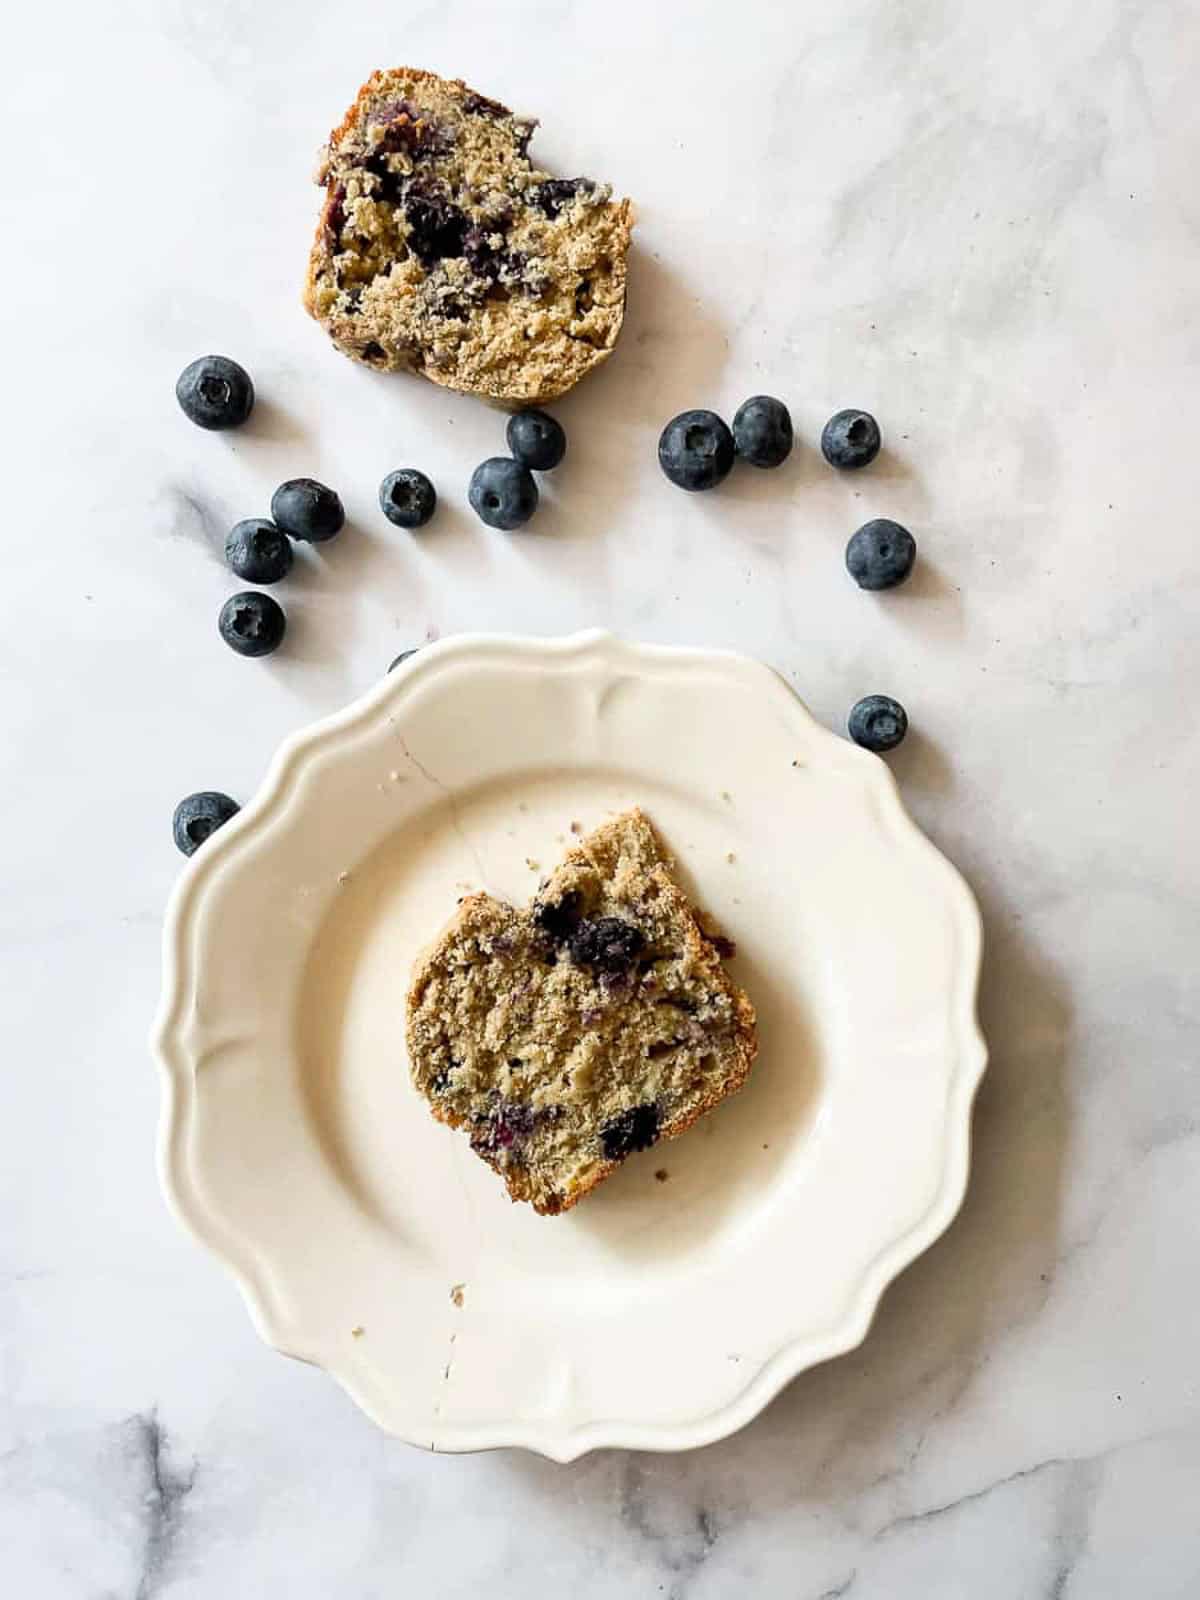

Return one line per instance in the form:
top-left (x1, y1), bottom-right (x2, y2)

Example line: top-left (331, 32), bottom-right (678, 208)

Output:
top-left (468, 457), bottom-right (538, 529)
top-left (223, 519), bottom-right (293, 584)
top-left (218, 591), bottom-right (286, 657)
top-left (657, 409), bottom-right (735, 491)
top-left (848, 695), bottom-right (908, 752)
top-left (732, 395), bottom-right (793, 468)
top-left (600, 1103), bottom-right (660, 1161)
top-left (175, 355), bottom-right (254, 431)
top-left (173, 791), bottom-right (239, 856)
top-left (270, 478), bottom-right (345, 542)
top-left (506, 410), bottom-right (566, 471)
top-left (378, 468), bottom-right (437, 529)
top-left (821, 409), bottom-right (881, 469)
top-left (845, 518), bottom-right (916, 590)
top-left (388, 647), bottom-right (420, 672)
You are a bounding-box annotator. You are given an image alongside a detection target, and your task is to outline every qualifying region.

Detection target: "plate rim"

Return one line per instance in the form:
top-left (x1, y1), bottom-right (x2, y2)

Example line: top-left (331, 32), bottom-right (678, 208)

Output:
top-left (152, 628), bottom-right (987, 1460)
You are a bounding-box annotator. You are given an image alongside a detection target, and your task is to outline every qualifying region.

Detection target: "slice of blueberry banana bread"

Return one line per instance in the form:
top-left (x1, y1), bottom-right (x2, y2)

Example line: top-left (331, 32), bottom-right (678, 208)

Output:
top-left (406, 809), bottom-right (757, 1214)
top-left (303, 68), bottom-right (634, 406)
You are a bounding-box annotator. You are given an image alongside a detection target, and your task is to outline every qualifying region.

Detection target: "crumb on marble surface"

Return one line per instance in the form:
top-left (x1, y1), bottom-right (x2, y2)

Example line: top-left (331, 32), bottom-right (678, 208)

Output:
top-left (450, 1284), bottom-right (465, 1308)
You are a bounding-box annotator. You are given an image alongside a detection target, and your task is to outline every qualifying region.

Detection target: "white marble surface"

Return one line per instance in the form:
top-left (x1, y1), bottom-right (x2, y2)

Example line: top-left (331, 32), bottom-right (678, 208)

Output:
top-left (2, 0), bottom-right (1198, 1593)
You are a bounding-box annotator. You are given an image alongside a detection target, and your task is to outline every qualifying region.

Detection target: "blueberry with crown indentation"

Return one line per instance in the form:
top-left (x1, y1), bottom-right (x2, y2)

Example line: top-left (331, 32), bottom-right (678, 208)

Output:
top-left (224, 519), bottom-right (293, 584)
top-left (848, 695), bottom-right (908, 752)
top-left (658, 409), bottom-right (735, 491)
top-left (379, 468), bottom-right (437, 529)
top-left (172, 791), bottom-right (239, 856)
top-left (821, 408), bottom-right (881, 469)
top-left (218, 591), bottom-right (286, 657)
top-left (175, 356), bottom-right (254, 430)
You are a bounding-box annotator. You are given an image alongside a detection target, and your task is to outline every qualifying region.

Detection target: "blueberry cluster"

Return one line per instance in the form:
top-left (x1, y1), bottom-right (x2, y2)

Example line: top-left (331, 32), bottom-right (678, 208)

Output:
top-left (468, 409), bottom-right (567, 530)
top-left (171, 349), bottom-right (917, 857)
top-left (657, 397), bottom-right (918, 753)
top-left (656, 399), bottom-right (886, 490)
top-left (179, 354), bottom-right (445, 657)
top-left (175, 357), bottom-right (347, 850)
top-left (658, 395), bottom-right (794, 491)
top-left (176, 370), bottom-right (591, 841)
top-left (215, 476), bottom-right (345, 659)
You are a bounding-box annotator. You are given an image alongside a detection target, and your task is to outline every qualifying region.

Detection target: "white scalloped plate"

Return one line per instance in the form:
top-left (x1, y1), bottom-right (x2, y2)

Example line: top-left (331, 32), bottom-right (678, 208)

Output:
top-left (153, 631), bottom-right (985, 1459)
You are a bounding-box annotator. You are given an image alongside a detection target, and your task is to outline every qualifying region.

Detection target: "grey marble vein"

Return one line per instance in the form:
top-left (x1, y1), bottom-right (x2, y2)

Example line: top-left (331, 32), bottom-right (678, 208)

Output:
top-left (814, 1575), bottom-right (857, 1600)
top-left (874, 1453), bottom-right (1078, 1542)
top-left (157, 482), bottom-right (229, 563)
top-left (618, 1458), bottom-right (719, 1598)
top-left (130, 1411), bottom-right (196, 1600)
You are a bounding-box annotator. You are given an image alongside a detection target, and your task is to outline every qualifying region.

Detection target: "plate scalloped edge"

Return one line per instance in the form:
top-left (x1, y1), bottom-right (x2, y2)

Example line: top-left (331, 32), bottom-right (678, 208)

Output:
top-left (152, 629), bottom-right (987, 1461)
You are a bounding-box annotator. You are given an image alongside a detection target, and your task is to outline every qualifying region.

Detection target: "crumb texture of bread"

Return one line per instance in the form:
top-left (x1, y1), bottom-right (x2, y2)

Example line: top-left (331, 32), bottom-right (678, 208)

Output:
top-left (303, 67), bottom-right (634, 405)
top-left (406, 809), bottom-right (757, 1214)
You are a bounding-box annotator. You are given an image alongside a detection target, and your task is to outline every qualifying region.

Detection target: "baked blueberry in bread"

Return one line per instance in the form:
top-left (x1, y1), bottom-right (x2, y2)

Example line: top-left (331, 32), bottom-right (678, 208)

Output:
top-left (406, 810), bottom-right (757, 1214)
top-left (304, 68), bottom-right (634, 406)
